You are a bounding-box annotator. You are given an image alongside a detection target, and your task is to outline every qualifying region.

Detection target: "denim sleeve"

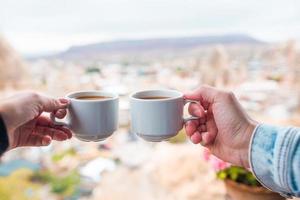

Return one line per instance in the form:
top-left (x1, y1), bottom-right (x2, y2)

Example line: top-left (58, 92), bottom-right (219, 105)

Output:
top-left (249, 124), bottom-right (300, 198)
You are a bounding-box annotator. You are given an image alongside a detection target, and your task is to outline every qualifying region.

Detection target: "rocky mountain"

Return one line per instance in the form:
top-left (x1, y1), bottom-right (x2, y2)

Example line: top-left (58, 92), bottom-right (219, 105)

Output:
top-left (49, 34), bottom-right (264, 60)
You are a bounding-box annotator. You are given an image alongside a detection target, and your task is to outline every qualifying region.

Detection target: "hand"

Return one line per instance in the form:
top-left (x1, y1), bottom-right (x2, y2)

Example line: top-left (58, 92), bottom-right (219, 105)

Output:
top-left (184, 86), bottom-right (257, 168)
top-left (0, 92), bottom-right (72, 150)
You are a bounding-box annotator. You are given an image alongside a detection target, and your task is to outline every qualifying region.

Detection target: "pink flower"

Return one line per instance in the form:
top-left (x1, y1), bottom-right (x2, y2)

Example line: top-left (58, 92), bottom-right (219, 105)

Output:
top-left (203, 148), bottom-right (211, 161)
top-left (203, 148), bottom-right (231, 171)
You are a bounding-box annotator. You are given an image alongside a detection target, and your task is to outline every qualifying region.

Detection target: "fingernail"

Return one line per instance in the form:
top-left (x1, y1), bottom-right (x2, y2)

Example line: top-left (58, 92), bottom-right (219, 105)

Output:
top-left (59, 98), bottom-right (69, 104)
top-left (200, 141), bottom-right (206, 146)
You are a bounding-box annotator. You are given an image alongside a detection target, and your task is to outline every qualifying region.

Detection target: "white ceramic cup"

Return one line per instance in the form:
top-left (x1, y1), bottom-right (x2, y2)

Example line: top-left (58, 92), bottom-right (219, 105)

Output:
top-left (130, 89), bottom-right (199, 142)
top-left (51, 91), bottom-right (119, 142)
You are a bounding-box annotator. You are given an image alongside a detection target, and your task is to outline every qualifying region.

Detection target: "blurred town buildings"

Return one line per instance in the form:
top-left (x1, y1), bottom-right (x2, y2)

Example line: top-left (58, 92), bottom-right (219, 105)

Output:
top-left (0, 34), bottom-right (300, 199)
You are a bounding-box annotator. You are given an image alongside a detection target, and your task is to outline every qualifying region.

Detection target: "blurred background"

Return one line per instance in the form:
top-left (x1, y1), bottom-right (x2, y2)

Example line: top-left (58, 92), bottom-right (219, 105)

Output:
top-left (0, 0), bottom-right (300, 199)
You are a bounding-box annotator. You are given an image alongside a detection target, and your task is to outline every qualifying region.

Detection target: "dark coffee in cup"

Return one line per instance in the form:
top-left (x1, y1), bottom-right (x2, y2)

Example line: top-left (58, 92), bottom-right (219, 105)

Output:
top-left (75, 96), bottom-right (112, 100)
top-left (130, 89), bottom-right (199, 142)
top-left (139, 96), bottom-right (170, 100)
top-left (51, 91), bottom-right (119, 142)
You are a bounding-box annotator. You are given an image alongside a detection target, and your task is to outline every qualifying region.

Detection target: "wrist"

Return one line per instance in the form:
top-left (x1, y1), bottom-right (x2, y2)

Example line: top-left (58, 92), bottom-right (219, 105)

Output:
top-left (239, 120), bottom-right (258, 168)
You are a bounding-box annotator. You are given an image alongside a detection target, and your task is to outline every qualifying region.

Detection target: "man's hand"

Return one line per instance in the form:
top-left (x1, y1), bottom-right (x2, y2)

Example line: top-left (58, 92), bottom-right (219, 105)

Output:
top-left (184, 86), bottom-right (257, 168)
top-left (0, 92), bottom-right (72, 150)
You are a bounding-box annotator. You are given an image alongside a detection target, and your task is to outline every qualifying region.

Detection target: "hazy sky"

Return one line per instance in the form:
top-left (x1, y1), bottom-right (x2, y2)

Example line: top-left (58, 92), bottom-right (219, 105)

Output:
top-left (0, 0), bottom-right (300, 55)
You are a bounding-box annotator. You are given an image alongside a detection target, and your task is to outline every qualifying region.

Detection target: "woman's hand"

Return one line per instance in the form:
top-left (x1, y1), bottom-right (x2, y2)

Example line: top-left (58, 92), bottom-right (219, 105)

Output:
top-left (0, 92), bottom-right (72, 150)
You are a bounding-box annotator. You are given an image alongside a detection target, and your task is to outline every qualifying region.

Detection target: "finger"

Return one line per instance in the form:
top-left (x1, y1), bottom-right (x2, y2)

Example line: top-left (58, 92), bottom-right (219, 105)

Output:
top-left (54, 109), bottom-right (67, 119)
top-left (41, 135), bottom-right (52, 146)
top-left (199, 117), bottom-right (206, 124)
top-left (188, 103), bottom-right (206, 118)
top-left (36, 116), bottom-right (72, 139)
top-left (201, 131), bottom-right (217, 146)
top-left (204, 108), bottom-right (218, 145)
top-left (185, 120), bottom-right (199, 137)
top-left (184, 85), bottom-right (219, 104)
top-left (198, 124), bottom-right (207, 132)
top-left (36, 115), bottom-right (54, 126)
top-left (56, 126), bottom-right (73, 139)
top-left (40, 96), bottom-right (70, 113)
top-left (190, 131), bottom-right (202, 144)
top-left (201, 100), bottom-right (210, 110)
top-left (35, 126), bottom-right (69, 141)
top-left (23, 134), bottom-right (52, 147)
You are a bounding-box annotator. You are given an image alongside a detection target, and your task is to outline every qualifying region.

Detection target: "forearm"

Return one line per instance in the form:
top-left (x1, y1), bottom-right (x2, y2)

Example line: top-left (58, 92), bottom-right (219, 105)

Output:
top-left (250, 124), bottom-right (300, 198)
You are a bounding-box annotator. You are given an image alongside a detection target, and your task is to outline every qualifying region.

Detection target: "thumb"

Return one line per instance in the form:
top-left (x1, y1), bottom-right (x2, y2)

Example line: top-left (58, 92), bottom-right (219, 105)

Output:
top-left (184, 85), bottom-right (219, 104)
top-left (40, 97), bottom-right (70, 112)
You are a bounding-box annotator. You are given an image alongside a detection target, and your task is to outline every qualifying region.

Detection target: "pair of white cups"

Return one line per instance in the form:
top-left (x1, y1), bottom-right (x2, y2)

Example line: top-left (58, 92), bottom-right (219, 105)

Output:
top-left (51, 90), bottom-right (199, 142)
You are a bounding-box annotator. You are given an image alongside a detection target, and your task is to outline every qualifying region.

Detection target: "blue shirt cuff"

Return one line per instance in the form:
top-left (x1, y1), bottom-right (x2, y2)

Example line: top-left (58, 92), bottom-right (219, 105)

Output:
top-left (249, 124), bottom-right (296, 198)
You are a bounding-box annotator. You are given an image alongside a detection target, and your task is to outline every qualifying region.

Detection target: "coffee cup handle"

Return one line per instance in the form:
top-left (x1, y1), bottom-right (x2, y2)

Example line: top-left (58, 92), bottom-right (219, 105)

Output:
top-left (183, 99), bottom-right (201, 123)
top-left (50, 113), bottom-right (70, 127)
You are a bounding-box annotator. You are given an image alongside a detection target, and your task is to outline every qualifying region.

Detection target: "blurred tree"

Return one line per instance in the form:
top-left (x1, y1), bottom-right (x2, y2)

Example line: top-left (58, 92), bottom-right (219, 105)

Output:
top-left (0, 34), bottom-right (28, 89)
top-left (283, 40), bottom-right (300, 111)
top-left (284, 40), bottom-right (297, 71)
top-left (200, 45), bottom-right (233, 88)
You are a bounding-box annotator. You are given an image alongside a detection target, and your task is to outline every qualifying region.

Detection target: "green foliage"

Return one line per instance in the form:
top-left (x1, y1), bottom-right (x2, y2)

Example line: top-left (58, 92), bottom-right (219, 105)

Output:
top-left (121, 60), bottom-right (130, 66)
top-left (50, 171), bottom-right (80, 195)
top-left (32, 170), bottom-right (80, 197)
top-left (113, 157), bottom-right (122, 165)
top-left (175, 66), bottom-right (184, 71)
top-left (51, 148), bottom-right (76, 162)
top-left (217, 166), bottom-right (261, 187)
top-left (0, 169), bottom-right (40, 200)
top-left (85, 67), bottom-right (101, 74)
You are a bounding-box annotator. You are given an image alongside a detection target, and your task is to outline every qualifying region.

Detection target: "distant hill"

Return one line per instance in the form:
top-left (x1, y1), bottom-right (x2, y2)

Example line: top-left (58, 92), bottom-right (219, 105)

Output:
top-left (48, 34), bottom-right (264, 60)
